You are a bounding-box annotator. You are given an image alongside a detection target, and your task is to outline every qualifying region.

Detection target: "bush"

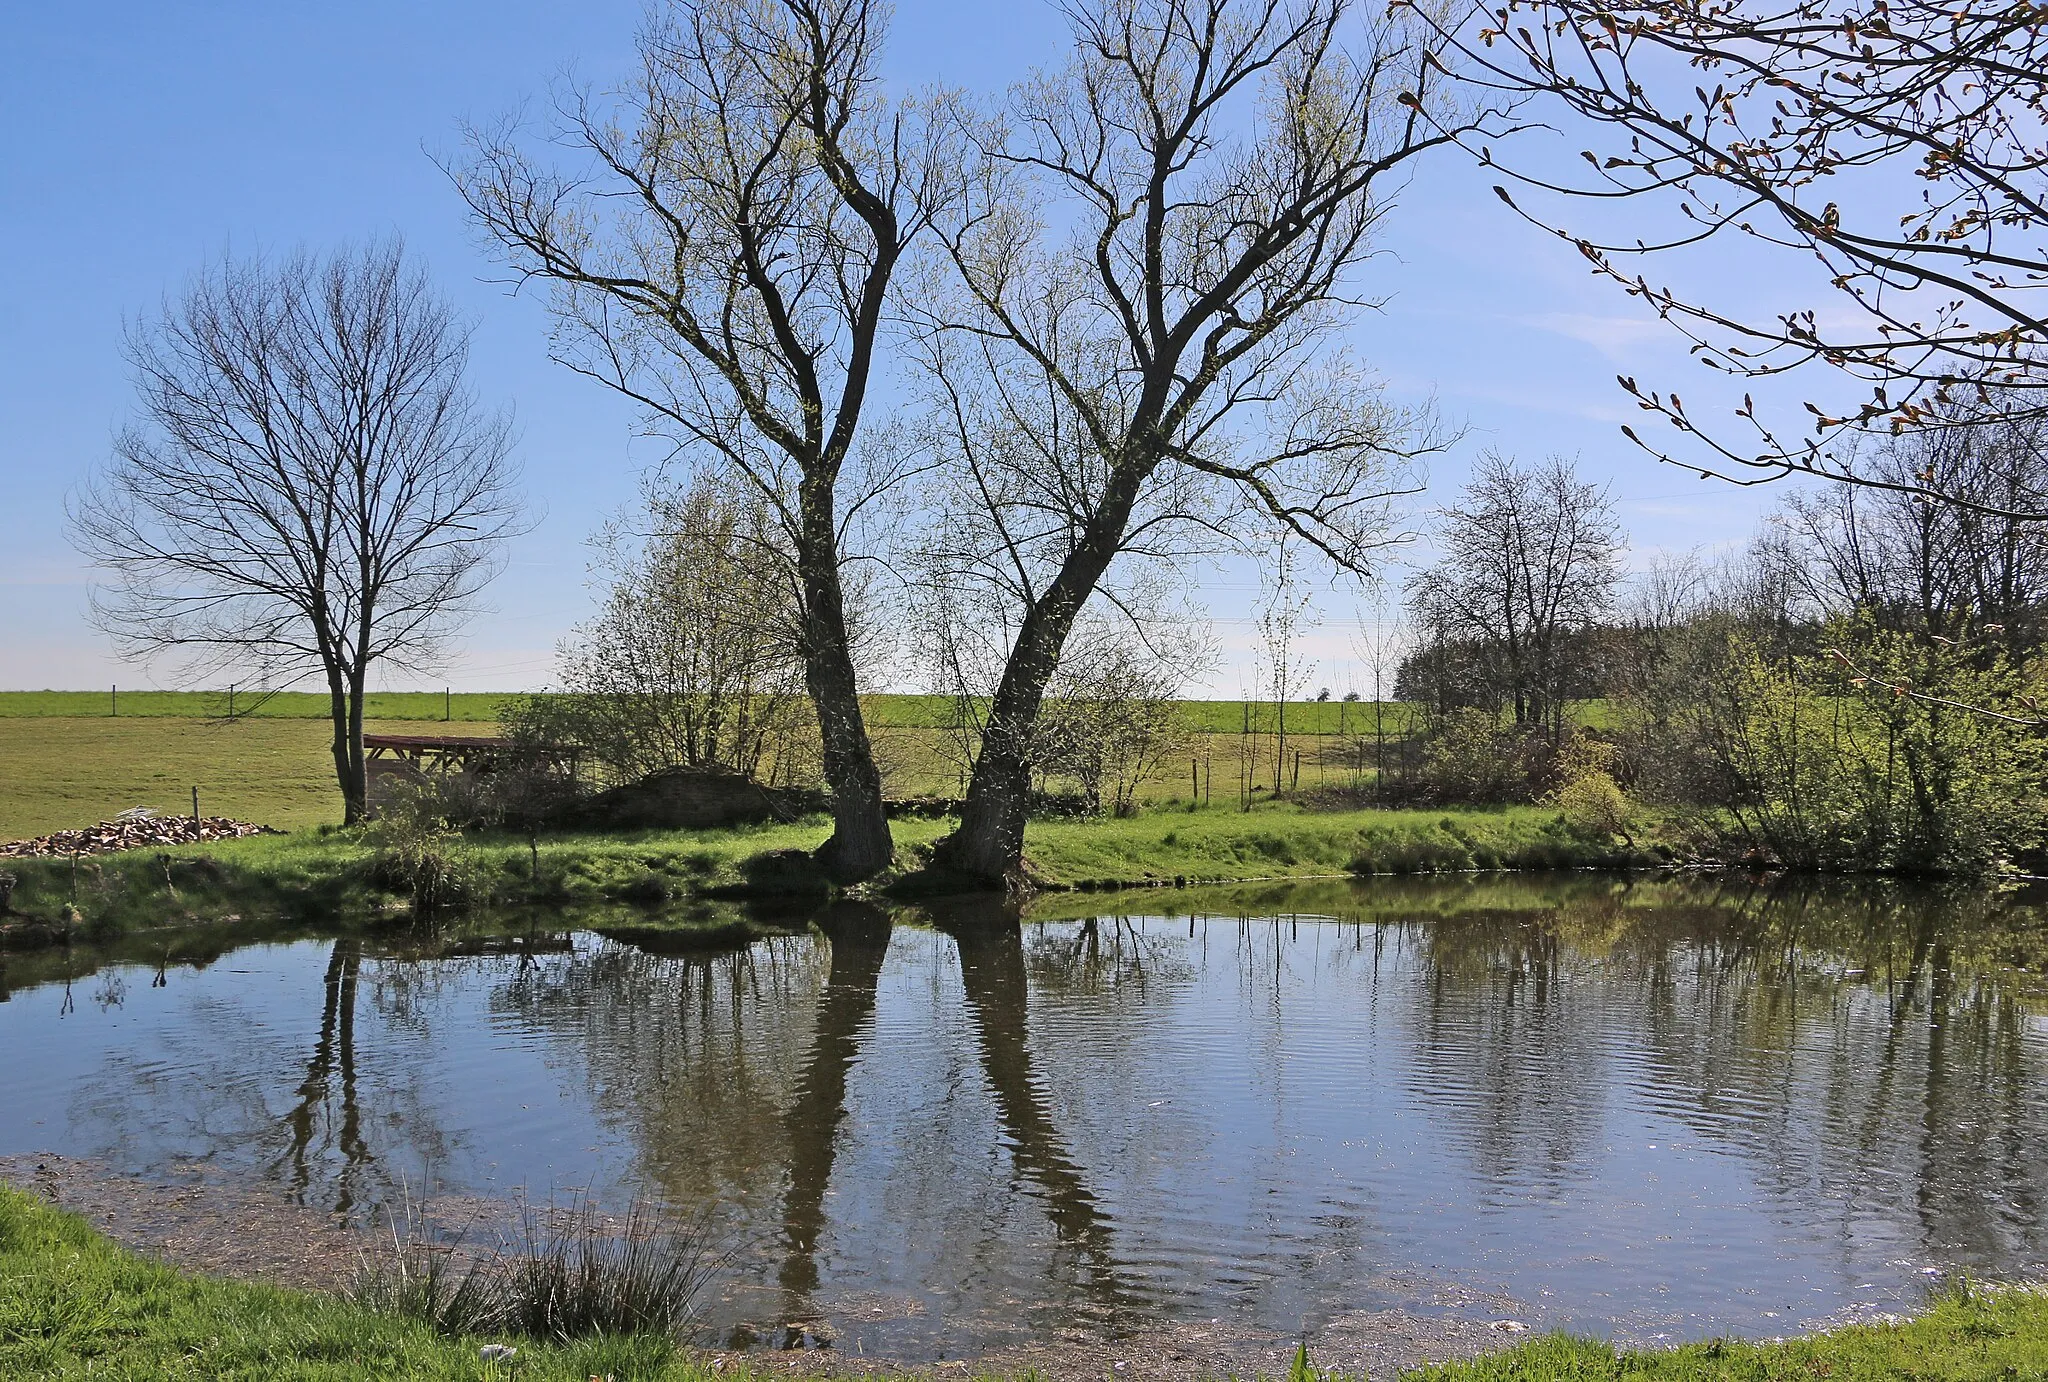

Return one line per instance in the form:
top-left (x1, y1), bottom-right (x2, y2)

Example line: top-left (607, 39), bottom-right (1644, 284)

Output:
top-left (1415, 709), bottom-right (1539, 804)
top-left (1553, 771), bottom-right (1629, 838)
top-left (1547, 732), bottom-right (1631, 838)
top-left (365, 782), bottom-right (477, 915)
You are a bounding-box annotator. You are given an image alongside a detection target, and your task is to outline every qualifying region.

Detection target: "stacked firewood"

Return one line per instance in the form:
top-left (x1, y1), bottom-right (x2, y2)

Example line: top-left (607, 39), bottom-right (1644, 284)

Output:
top-left (0, 812), bottom-right (279, 859)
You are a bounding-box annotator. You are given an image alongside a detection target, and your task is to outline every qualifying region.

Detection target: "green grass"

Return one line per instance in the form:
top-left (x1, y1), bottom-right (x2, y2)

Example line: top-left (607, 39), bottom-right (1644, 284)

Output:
top-left (0, 716), bottom-right (498, 839)
top-left (1405, 1285), bottom-right (2048, 1379)
top-left (0, 695), bottom-right (1419, 840)
top-left (1022, 801), bottom-right (1655, 887)
top-left (0, 689), bottom-right (1420, 735)
top-left (0, 689), bottom-right (508, 721)
top-left (4, 1184), bottom-right (2046, 1381)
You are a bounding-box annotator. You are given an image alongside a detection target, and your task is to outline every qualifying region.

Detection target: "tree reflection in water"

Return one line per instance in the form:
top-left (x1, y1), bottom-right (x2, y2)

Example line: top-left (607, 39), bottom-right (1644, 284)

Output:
top-left (8, 875), bottom-right (2048, 1354)
top-left (777, 902), bottom-right (892, 1301)
top-left (276, 938), bottom-right (369, 1214)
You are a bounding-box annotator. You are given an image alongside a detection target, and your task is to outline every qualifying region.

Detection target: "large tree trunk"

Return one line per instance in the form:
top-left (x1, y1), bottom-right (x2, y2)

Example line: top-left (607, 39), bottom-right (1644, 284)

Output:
top-left (795, 525), bottom-right (893, 883)
top-left (934, 497), bottom-right (1132, 887)
top-left (345, 670), bottom-right (369, 825)
top-left (326, 666), bottom-right (365, 826)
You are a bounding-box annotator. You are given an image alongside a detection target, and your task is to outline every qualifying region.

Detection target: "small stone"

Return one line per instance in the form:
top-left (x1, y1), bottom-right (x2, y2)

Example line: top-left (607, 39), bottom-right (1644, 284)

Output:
top-left (1488, 1320), bottom-right (1528, 1333)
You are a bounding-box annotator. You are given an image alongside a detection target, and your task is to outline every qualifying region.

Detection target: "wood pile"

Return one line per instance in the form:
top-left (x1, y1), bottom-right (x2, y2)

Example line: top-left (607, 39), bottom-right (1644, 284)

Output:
top-left (0, 814), bottom-right (280, 859)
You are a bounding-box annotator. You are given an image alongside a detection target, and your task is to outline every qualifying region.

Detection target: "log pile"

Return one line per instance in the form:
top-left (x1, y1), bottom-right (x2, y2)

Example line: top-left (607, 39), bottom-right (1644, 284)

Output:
top-left (0, 814), bottom-right (280, 859)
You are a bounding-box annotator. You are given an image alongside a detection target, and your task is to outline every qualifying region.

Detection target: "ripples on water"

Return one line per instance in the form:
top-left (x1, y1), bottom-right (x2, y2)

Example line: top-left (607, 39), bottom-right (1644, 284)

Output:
top-left (2, 875), bottom-right (2044, 1358)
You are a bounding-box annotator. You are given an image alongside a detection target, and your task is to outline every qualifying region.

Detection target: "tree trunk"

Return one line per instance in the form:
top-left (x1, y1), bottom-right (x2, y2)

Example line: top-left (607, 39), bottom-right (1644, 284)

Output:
top-left (935, 497), bottom-right (1131, 886)
top-left (326, 665), bottom-right (364, 826)
top-left (794, 524), bottom-right (893, 883)
top-left (342, 671), bottom-right (369, 825)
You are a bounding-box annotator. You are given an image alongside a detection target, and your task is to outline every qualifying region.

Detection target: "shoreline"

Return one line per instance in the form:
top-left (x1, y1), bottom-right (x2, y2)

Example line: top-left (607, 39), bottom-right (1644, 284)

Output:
top-left (3, 1165), bottom-right (2041, 1381)
top-left (0, 804), bottom-right (1669, 951)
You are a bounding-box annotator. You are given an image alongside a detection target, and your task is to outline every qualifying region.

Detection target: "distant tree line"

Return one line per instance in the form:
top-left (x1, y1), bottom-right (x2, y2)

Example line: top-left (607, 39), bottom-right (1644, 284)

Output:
top-left (1393, 423), bottom-right (2048, 874)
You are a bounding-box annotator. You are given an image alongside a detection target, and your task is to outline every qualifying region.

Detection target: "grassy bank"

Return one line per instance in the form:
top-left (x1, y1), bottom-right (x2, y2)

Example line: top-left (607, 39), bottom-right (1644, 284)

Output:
top-left (0, 802), bottom-right (1660, 943)
top-left (4, 1184), bottom-right (2045, 1381)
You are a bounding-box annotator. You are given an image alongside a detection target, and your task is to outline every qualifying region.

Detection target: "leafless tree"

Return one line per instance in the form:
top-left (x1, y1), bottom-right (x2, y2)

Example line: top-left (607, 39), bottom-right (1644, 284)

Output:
top-left (1255, 528), bottom-right (1320, 796)
top-left (454, 0), bottom-right (956, 881)
top-left (1414, 0), bottom-right (2048, 513)
top-left (1763, 410), bottom-right (2048, 646)
top-left (1405, 452), bottom-right (1624, 738)
top-left (919, 0), bottom-right (1500, 883)
top-left (70, 243), bottom-right (522, 823)
top-left (1032, 637), bottom-right (1196, 817)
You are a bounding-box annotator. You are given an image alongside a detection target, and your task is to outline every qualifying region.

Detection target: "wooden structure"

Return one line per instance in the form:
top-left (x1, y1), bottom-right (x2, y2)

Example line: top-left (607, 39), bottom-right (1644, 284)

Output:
top-left (363, 734), bottom-right (577, 813)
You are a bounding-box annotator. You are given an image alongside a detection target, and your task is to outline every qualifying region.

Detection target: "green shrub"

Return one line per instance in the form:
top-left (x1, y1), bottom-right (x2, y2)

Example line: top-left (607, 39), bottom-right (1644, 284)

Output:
top-left (1552, 771), bottom-right (1629, 838)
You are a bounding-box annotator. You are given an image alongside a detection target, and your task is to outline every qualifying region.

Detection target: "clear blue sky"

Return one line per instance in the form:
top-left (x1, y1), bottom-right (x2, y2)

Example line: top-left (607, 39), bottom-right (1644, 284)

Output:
top-left (0, 1), bottom-right (1791, 696)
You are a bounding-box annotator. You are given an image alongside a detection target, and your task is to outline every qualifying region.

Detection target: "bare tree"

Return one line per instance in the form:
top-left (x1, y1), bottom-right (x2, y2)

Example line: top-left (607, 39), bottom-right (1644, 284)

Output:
top-left (70, 243), bottom-right (522, 823)
top-left (455, 0), bottom-right (955, 881)
top-left (921, 0), bottom-right (1495, 883)
top-left (1415, 0), bottom-right (2048, 512)
top-left (1255, 529), bottom-right (1320, 796)
top-left (1765, 410), bottom-right (2048, 646)
top-left (1405, 452), bottom-right (1624, 739)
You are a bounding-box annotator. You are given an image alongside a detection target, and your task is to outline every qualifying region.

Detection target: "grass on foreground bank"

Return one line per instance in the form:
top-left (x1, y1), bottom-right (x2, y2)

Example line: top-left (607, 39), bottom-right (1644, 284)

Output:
top-left (0, 803), bottom-right (1659, 939)
top-left (5, 1185), bottom-right (2046, 1382)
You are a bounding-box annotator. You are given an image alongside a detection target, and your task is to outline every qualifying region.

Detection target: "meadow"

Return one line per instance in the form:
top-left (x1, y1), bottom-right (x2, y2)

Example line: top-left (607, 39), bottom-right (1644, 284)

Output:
top-left (0, 691), bottom-right (1422, 840)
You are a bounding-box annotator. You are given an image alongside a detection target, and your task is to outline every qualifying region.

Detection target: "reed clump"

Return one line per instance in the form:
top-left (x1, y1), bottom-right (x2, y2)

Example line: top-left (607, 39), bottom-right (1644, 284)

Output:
top-left (351, 1196), bottom-right (719, 1345)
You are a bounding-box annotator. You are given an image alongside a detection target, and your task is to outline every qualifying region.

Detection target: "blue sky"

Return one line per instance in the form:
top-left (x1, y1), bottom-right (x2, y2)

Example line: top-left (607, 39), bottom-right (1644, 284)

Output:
top-left (0, 1), bottom-right (1794, 696)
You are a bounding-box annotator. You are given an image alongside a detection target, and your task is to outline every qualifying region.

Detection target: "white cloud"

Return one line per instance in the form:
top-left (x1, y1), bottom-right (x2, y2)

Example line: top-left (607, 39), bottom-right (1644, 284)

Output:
top-left (1517, 311), bottom-right (1670, 361)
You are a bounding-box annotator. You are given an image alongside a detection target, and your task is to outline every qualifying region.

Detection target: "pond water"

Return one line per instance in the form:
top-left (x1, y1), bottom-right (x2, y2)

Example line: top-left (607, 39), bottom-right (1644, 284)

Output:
top-left (3, 875), bottom-right (2046, 1361)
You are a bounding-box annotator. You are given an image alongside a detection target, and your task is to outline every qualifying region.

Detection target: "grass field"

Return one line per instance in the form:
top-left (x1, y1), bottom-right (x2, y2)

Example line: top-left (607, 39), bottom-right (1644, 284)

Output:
top-left (0, 717), bottom-right (501, 839)
top-left (0, 692), bottom-right (1423, 841)
top-left (3, 1184), bottom-right (2043, 1381)
top-left (0, 688), bottom-right (1421, 735)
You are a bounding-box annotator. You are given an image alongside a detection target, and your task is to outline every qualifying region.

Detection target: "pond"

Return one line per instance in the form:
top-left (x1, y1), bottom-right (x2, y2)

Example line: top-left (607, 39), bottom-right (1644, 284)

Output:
top-left (3, 875), bottom-right (2046, 1364)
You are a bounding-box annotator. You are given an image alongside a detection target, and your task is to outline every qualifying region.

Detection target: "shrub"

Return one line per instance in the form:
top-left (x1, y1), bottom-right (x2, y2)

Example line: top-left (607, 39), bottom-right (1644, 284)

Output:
top-left (365, 782), bottom-right (477, 915)
top-left (1415, 709), bottom-right (1539, 804)
top-left (1553, 771), bottom-right (1630, 838)
top-left (1547, 731), bottom-right (1631, 838)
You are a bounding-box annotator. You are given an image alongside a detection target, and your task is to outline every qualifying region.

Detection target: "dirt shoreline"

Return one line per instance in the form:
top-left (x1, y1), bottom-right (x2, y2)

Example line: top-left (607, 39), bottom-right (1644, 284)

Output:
top-left (2, 1155), bottom-right (1525, 1380)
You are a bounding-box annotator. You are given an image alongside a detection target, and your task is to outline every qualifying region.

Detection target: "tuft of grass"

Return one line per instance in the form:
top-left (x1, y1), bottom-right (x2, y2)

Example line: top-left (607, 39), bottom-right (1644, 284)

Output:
top-left (353, 1197), bottom-right (719, 1347)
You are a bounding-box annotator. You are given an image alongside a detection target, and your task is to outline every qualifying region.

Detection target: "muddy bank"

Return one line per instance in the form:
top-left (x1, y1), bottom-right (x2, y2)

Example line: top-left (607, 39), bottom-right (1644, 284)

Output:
top-left (0, 1156), bottom-right (1520, 1380)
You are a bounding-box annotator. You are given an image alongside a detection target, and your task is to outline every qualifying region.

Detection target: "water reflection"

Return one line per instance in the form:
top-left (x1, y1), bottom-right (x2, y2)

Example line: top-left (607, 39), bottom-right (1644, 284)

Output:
top-left (780, 903), bottom-right (892, 1305)
top-left (941, 905), bottom-right (1132, 1318)
top-left (2, 876), bottom-right (2046, 1357)
top-left (278, 939), bottom-right (368, 1213)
